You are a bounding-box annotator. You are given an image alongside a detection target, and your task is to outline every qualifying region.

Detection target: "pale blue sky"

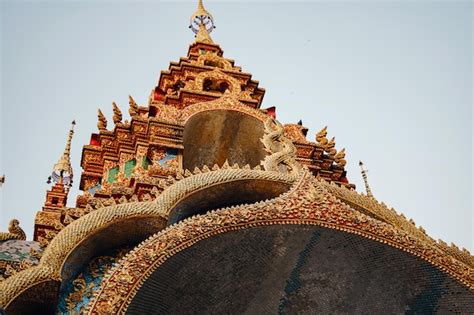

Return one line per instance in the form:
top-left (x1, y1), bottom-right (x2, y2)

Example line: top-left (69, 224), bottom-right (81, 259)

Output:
top-left (0, 0), bottom-right (472, 251)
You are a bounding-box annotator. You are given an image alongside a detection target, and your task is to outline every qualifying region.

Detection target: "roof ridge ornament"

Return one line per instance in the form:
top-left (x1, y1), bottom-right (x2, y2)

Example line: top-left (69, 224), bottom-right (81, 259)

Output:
top-left (97, 109), bottom-right (107, 131)
top-left (47, 120), bottom-right (75, 189)
top-left (189, 0), bottom-right (215, 44)
top-left (112, 102), bottom-right (123, 124)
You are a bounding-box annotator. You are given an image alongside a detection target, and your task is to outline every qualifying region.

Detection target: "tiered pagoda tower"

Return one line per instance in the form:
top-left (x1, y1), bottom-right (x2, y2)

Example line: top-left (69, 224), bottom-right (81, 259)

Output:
top-left (0, 1), bottom-right (472, 314)
top-left (32, 2), bottom-right (351, 248)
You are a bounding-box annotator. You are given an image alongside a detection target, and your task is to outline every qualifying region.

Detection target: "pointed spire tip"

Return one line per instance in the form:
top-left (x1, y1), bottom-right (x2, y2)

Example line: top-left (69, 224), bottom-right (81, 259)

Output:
top-left (189, 0), bottom-right (215, 43)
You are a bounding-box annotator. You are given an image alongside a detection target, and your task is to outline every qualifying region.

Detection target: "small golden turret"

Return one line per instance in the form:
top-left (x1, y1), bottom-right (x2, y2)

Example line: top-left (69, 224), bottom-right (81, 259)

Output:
top-left (112, 102), bottom-right (122, 124)
top-left (97, 109), bottom-right (107, 131)
top-left (359, 161), bottom-right (374, 198)
top-left (325, 137), bottom-right (337, 156)
top-left (334, 148), bottom-right (347, 167)
top-left (47, 121), bottom-right (75, 189)
top-left (316, 126), bottom-right (328, 146)
top-left (129, 95), bottom-right (138, 117)
top-left (189, 0), bottom-right (215, 44)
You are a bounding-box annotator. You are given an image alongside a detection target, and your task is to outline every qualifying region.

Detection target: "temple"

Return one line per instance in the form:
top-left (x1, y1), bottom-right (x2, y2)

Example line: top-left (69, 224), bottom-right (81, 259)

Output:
top-left (0, 1), bottom-right (473, 314)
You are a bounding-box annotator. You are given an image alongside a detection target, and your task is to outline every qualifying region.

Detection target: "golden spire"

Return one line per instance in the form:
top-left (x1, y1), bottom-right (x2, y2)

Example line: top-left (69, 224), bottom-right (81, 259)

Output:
top-left (325, 137), bottom-right (337, 156)
top-left (195, 23), bottom-right (214, 44)
top-left (189, 0), bottom-right (215, 43)
top-left (48, 120), bottom-right (75, 188)
top-left (112, 102), bottom-right (122, 124)
top-left (359, 161), bottom-right (373, 198)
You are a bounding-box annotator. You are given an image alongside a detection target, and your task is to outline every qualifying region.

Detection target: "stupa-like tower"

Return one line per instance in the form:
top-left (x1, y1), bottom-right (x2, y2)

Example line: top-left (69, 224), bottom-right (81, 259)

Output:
top-left (0, 1), bottom-right (472, 314)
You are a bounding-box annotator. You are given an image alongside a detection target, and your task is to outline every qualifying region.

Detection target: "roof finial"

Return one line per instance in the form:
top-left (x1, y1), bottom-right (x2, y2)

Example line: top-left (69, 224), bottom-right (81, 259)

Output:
top-left (48, 120), bottom-right (75, 189)
top-left (359, 161), bottom-right (373, 198)
top-left (334, 148), bottom-right (347, 167)
top-left (189, 0), bottom-right (215, 44)
top-left (129, 95), bottom-right (138, 117)
top-left (97, 109), bottom-right (107, 131)
top-left (316, 126), bottom-right (328, 146)
top-left (112, 102), bottom-right (122, 124)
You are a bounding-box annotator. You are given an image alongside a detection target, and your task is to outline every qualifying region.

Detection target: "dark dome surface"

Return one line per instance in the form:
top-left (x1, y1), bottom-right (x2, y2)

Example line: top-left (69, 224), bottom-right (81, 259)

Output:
top-left (126, 225), bottom-right (474, 314)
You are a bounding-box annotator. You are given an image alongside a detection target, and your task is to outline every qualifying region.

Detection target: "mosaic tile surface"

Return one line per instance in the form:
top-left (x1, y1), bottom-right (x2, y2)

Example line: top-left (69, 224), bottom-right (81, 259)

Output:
top-left (0, 240), bottom-right (42, 263)
top-left (56, 248), bottom-right (129, 314)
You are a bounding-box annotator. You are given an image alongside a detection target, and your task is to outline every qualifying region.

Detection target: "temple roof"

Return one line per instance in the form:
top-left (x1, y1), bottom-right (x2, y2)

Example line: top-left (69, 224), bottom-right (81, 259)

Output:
top-left (1, 1), bottom-right (472, 313)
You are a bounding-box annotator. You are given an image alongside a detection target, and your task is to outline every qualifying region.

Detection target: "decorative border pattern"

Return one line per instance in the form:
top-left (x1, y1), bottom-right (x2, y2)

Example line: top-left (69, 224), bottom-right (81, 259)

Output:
top-left (181, 94), bottom-right (270, 123)
top-left (321, 180), bottom-right (474, 268)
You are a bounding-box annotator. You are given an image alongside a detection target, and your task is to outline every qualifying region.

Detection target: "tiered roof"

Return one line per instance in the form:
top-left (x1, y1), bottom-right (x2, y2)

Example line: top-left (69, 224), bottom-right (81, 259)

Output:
top-left (32, 2), bottom-right (352, 247)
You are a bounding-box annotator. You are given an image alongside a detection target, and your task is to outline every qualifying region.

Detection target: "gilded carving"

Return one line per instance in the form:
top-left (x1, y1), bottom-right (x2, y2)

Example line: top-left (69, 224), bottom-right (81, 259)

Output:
top-left (284, 124), bottom-right (309, 143)
top-left (195, 51), bottom-right (232, 70)
top-left (84, 153), bottom-right (102, 165)
top-left (128, 96), bottom-right (139, 117)
top-left (188, 68), bottom-right (241, 96)
top-left (116, 131), bottom-right (132, 142)
top-left (112, 102), bottom-right (122, 124)
top-left (261, 118), bottom-right (301, 175)
top-left (334, 148), bottom-right (347, 167)
top-left (97, 110), bottom-right (107, 132)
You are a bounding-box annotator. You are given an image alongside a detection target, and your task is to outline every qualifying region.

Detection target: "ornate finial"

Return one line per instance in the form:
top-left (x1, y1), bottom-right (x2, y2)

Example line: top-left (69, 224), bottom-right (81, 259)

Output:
top-left (97, 109), bottom-right (107, 131)
top-left (325, 137), bottom-right (337, 156)
top-left (359, 161), bottom-right (374, 198)
top-left (112, 102), bottom-right (122, 124)
top-left (128, 95), bottom-right (138, 117)
top-left (189, 0), bottom-right (215, 43)
top-left (334, 148), bottom-right (347, 167)
top-left (49, 121), bottom-right (75, 188)
top-left (316, 126), bottom-right (328, 146)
